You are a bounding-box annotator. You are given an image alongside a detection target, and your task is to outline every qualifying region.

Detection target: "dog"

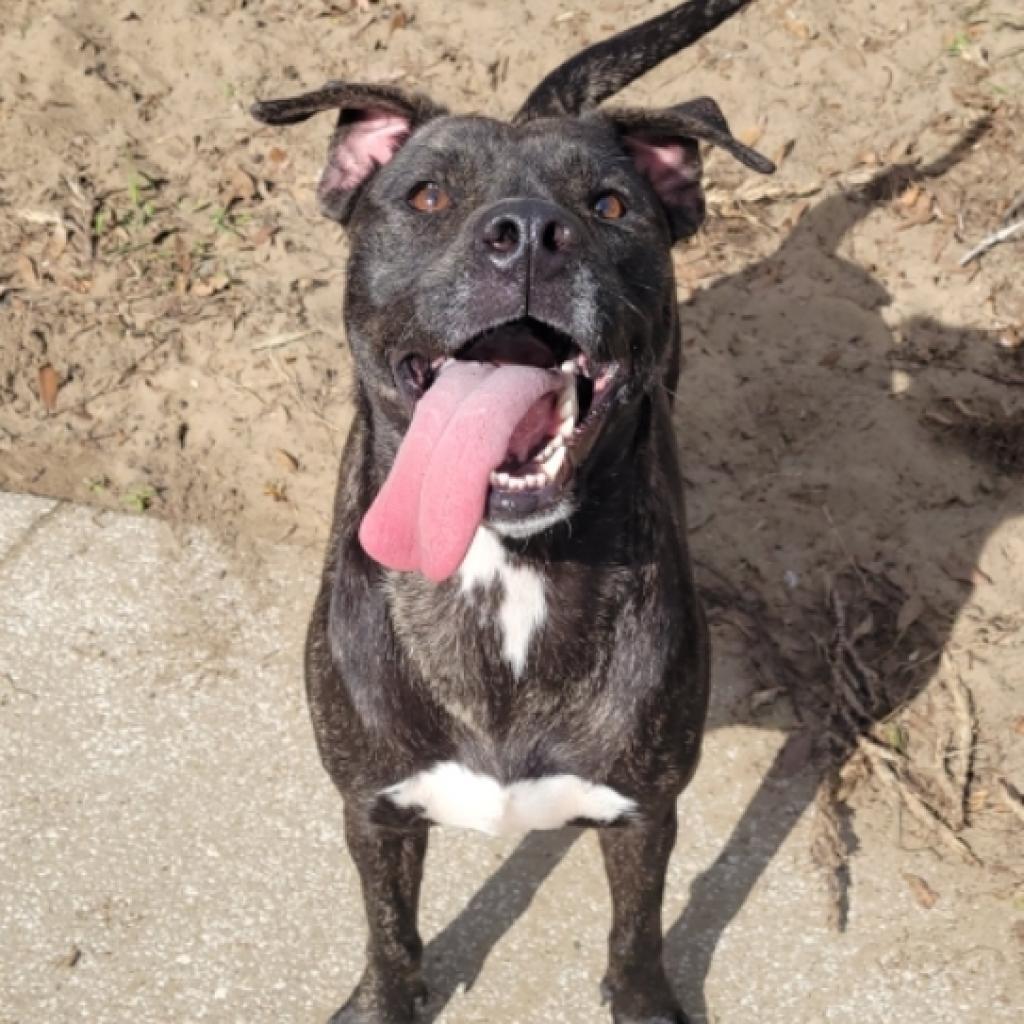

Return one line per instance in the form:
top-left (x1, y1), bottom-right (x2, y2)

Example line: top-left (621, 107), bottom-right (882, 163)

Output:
top-left (252, 1), bottom-right (773, 1021)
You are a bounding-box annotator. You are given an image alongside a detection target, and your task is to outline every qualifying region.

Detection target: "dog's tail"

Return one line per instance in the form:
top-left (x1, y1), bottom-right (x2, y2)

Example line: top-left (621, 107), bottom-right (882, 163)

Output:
top-left (514, 0), bottom-right (757, 123)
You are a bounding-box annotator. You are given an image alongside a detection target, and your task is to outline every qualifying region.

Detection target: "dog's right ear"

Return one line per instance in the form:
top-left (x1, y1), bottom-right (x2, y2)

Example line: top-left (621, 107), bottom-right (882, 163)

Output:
top-left (610, 97), bottom-right (774, 242)
top-left (251, 83), bottom-right (446, 224)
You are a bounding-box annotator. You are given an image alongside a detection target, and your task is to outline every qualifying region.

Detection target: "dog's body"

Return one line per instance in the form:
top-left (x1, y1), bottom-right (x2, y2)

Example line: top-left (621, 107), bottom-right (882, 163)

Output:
top-left (254, 3), bottom-right (772, 1021)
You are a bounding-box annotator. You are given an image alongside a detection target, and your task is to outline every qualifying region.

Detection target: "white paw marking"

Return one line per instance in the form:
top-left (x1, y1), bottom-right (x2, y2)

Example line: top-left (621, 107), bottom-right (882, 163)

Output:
top-left (458, 528), bottom-right (547, 677)
top-left (382, 761), bottom-right (636, 836)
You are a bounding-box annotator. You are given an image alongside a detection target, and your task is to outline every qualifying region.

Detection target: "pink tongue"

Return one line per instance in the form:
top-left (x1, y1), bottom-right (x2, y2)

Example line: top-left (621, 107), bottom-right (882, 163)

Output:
top-left (359, 361), bottom-right (561, 582)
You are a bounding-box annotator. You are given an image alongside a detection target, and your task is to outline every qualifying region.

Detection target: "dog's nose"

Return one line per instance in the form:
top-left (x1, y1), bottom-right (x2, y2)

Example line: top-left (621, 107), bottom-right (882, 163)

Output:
top-left (479, 199), bottom-right (577, 279)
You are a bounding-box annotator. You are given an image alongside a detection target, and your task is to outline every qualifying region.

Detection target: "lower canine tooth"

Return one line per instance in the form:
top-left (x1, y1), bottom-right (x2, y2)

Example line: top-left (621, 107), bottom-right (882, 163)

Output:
top-left (559, 418), bottom-right (574, 439)
top-left (542, 445), bottom-right (567, 478)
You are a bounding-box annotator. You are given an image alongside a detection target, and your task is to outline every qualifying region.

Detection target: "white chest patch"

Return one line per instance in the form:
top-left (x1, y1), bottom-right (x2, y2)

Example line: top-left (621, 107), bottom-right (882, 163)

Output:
top-left (382, 761), bottom-right (636, 836)
top-left (458, 528), bottom-right (547, 677)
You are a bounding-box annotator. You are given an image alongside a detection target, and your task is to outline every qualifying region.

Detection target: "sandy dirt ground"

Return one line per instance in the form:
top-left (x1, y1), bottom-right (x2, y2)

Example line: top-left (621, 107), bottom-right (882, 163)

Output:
top-left (1, 0), bottom-right (1023, 1015)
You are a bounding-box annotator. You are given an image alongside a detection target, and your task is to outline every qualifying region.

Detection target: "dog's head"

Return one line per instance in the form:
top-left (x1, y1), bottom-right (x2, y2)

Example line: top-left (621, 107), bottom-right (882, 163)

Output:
top-left (253, 0), bottom-right (772, 579)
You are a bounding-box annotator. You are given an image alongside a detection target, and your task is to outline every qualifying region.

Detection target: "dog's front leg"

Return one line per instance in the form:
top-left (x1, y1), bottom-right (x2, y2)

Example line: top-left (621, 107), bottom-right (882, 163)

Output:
top-left (331, 803), bottom-right (429, 1024)
top-left (599, 807), bottom-right (688, 1024)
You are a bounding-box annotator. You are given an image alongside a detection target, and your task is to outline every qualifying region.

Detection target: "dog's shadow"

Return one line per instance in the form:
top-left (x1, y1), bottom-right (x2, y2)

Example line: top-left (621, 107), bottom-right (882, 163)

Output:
top-left (419, 828), bottom-right (581, 1017)
top-left (416, 118), bottom-right (1016, 1022)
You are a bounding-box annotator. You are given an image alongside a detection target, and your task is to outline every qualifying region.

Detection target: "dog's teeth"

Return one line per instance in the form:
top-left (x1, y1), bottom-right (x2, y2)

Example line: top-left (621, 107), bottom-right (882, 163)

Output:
top-left (542, 445), bottom-right (567, 478)
top-left (538, 434), bottom-right (564, 461)
top-left (558, 390), bottom-right (577, 421)
top-left (510, 478), bottom-right (525, 491)
top-left (560, 359), bottom-right (576, 374)
top-left (577, 354), bottom-right (590, 377)
top-left (497, 472), bottom-right (511, 486)
top-left (558, 417), bottom-right (575, 439)
top-left (531, 473), bottom-right (545, 488)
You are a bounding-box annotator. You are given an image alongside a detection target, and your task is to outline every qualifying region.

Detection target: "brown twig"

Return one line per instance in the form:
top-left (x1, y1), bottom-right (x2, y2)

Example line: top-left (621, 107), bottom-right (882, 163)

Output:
top-left (996, 777), bottom-right (1024, 827)
top-left (869, 753), bottom-right (981, 866)
top-left (944, 669), bottom-right (976, 829)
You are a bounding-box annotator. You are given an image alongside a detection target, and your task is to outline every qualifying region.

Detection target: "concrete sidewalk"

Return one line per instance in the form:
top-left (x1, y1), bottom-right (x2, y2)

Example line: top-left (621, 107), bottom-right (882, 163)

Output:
top-left (0, 492), bottom-right (1017, 1023)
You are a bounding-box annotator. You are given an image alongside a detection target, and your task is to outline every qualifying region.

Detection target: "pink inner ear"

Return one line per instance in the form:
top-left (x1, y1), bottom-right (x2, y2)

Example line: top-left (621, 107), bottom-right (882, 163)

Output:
top-left (322, 109), bottom-right (411, 193)
top-left (623, 136), bottom-right (701, 206)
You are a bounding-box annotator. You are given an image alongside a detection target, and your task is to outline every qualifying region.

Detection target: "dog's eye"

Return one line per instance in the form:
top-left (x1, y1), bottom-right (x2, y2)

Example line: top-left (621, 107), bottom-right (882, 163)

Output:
top-left (592, 192), bottom-right (627, 220)
top-left (407, 182), bottom-right (452, 213)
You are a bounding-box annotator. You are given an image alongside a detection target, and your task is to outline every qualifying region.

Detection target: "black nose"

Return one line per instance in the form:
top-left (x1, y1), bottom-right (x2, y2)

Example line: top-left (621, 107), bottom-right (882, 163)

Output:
top-left (479, 198), bottom-right (578, 279)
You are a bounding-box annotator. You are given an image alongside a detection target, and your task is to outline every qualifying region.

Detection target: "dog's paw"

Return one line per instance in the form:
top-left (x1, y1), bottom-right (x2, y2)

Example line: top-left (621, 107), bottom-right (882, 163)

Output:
top-left (327, 973), bottom-right (426, 1024)
top-left (600, 975), bottom-right (690, 1024)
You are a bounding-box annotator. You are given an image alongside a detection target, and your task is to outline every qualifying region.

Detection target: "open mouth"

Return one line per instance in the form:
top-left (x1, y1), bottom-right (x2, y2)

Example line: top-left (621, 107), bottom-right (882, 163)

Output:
top-left (360, 317), bottom-right (626, 581)
top-left (394, 318), bottom-right (623, 521)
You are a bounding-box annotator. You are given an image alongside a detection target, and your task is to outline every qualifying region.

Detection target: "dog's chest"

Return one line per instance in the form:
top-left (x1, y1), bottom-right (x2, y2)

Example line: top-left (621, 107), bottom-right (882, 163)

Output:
top-left (456, 528), bottom-right (547, 677)
top-left (389, 528), bottom-right (550, 690)
top-left (382, 761), bottom-right (635, 836)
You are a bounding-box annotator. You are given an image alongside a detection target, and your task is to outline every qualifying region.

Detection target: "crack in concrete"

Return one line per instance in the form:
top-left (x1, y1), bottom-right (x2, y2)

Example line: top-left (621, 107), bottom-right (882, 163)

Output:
top-left (0, 500), bottom-right (67, 573)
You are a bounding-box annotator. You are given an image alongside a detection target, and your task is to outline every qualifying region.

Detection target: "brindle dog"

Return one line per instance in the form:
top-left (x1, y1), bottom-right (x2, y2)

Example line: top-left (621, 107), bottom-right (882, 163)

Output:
top-left (252, 2), bottom-right (773, 1021)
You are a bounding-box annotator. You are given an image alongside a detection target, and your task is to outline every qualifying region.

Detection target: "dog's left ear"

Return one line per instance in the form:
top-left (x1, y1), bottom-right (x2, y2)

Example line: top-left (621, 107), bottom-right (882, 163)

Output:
top-left (251, 82), bottom-right (446, 224)
top-left (610, 96), bottom-right (774, 241)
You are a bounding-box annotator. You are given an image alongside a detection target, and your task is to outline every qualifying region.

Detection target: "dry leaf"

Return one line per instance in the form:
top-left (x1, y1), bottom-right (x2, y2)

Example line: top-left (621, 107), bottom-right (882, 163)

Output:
top-left (17, 254), bottom-right (40, 289)
top-left (770, 139), bottom-right (795, 168)
top-left (1013, 716), bottom-right (1024, 737)
top-left (390, 9), bottom-right (408, 32)
top-left (250, 224), bottom-right (278, 247)
top-left (46, 222), bottom-right (69, 261)
top-left (264, 481), bottom-right (289, 502)
top-left (274, 448), bottom-right (299, 473)
top-left (896, 594), bottom-right (925, 634)
top-left (738, 123), bottom-right (765, 148)
top-left (971, 565), bottom-right (994, 587)
top-left (898, 185), bottom-right (921, 208)
top-left (782, 198), bottom-right (810, 230)
top-left (173, 234), bottom-right (193, 277)
top-left (903, 873), bottom-right (939, 910)
top-left (968, 787), bottom-right (990, 813)
top-left (191, 273), bottom-right (230, 297)
top-left (898, 191), bottom-right (935, 229)
top-left (223, 166), bottom-right (257, 205)
top-left (749, 686), bottom-right (783, 711)
top-left (38, 364), bottom-right (59, 411)
top-left (784, 16), bottom-right (813, 40)
top-left (53, 944), bottom-right (82, 969)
